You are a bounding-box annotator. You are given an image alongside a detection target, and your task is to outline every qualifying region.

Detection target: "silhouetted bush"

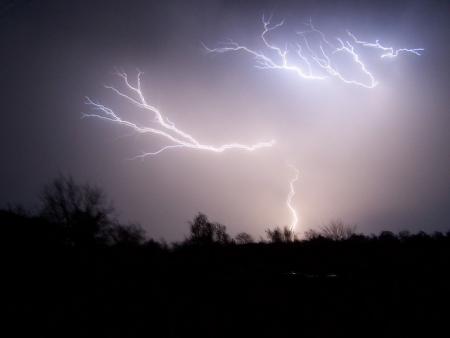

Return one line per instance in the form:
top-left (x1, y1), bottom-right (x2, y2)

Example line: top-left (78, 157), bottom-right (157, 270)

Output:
top-left (320, 219), bottom-right (356, 240)
top-left (379, 230), bottom-right (398, 241)
top-left (305, 219), bottom-right (357, 241)
top-left (108, 223), bottom-right (146, 247)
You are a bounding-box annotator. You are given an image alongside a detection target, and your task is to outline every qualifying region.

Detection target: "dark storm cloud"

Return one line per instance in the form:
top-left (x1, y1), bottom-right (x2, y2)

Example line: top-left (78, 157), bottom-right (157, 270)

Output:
top-left (0, 0), bottom-right (449, 240)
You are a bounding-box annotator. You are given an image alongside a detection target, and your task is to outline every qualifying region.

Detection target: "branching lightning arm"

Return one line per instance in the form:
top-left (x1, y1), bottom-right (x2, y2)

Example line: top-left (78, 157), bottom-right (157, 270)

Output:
top-left (346, 31), bottom-right (424, 58)
top-left (205, 16), bottom-right (423, 88)
top-left (84, 71), bottom-right (275, 159)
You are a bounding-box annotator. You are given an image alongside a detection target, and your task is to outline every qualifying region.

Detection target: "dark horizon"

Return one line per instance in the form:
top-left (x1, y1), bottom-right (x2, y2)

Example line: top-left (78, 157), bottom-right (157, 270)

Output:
top-left (2, 180), bottom-right (450, 337)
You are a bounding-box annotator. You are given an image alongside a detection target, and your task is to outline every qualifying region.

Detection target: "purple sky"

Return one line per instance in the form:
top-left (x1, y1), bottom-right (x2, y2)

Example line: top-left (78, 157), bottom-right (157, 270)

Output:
top-left (0, 0), bottom-right (449, 240)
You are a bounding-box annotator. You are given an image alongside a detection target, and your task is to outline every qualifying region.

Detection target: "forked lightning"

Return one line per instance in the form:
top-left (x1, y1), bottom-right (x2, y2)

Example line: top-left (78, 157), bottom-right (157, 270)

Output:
top-left (84, 71), bottom-right (275, 159)
top-left (205, 16), bottom-right (423, 88)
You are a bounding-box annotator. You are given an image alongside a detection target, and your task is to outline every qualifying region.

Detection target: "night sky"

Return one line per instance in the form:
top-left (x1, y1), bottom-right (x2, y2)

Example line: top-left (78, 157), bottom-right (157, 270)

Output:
top-left (1, 0), bottom-right (449, 240)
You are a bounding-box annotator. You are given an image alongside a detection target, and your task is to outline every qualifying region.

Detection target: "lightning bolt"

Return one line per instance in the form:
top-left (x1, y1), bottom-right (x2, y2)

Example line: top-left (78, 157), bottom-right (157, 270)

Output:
top-left (203, 15), bottom-right (326, 82)
top-left (286, 165), bottom-right (300, 232)
top-left (346, 31), bottom-right (424, 58)
top-left (296, 19), bottom-right (378, 88)
top-left (205, 16), bottom-right (423, 88)
top-left (83, 71), bottom-right (275, 159)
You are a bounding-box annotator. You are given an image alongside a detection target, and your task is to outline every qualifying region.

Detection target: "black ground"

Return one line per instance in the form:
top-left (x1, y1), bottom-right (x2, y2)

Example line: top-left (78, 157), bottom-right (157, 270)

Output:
top-left (2, 208), bottom-right (449, 338)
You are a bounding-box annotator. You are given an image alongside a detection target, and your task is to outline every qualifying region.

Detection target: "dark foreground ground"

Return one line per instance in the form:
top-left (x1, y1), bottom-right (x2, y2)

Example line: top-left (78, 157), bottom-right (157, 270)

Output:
top-left (2, 211), bottom-right (450, 338)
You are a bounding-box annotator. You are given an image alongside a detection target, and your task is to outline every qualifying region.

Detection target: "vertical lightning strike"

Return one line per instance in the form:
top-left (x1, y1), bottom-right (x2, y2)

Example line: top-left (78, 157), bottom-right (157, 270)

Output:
top-left (83, 71), bottom-right (275, 158)
top-left (205, 16), bottom-right (423, 88)
top-left (286, 165), bottom-right (300, 232)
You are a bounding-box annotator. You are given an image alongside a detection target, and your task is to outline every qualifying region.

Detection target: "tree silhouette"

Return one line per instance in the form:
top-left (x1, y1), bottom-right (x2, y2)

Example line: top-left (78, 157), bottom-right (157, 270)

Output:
top-left (188, 213), bottom-right (230, 245)
top-left (234, 232), bottom-right (254, 244)
top-left (319, 219), bottom-right (356, 241)
top-left (2, 175), bottom-right (450, 338)
top-left (303, 220), bottom-right (357, 241)
top-left (39, 175), bottom-right (115, 247)
top-left (265, 226), bottom-right (295, 243)
top-left (108, 223), bottom-right (146, 246)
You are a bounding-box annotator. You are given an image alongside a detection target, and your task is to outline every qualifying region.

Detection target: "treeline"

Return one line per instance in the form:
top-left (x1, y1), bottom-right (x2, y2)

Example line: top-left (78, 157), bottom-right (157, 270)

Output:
top-left (2, 176), bottom-right (450, 337)
top-left (2, 175), bottom-right (448, 249)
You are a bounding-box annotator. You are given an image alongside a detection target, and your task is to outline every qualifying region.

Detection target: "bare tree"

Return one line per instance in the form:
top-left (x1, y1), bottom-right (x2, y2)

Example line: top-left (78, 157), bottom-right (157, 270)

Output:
top-left (39, 175), bottom-right (115, 247)
top-left (320, 220), bottom-right (356, 241)
top-left (266, 226), bottom-right (296, 243)
top-left (188, 213), bottom-right (230, 245)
